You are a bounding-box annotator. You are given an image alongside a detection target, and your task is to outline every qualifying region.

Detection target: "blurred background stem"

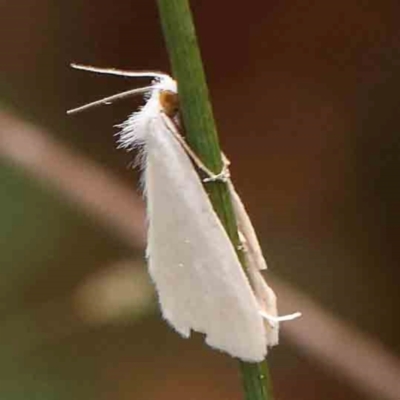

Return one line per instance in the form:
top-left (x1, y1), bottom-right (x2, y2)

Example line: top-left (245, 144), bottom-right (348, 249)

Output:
top-left (156, 1), bottom-right (273, 399)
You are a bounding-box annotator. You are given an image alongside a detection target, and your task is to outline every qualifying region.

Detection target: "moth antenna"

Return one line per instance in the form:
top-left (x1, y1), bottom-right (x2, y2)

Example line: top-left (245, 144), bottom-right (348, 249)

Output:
top-left (67, 86), bottom-right (154, 115)
top-left (71, 63), bottom-right (167, 79)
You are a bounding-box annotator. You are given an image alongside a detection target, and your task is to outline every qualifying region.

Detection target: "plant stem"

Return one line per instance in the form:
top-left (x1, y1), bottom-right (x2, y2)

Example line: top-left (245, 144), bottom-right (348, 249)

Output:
top-left (156, 1), bottom-right (274, 399)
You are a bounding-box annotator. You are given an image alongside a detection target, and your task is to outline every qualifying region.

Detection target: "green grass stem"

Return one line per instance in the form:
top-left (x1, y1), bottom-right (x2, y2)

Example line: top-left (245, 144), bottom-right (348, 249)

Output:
top-left (156, 1), bottom-right (274, 399)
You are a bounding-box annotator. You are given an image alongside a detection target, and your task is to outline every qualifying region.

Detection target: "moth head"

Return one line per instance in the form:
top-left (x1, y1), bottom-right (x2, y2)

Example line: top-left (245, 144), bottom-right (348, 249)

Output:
top-left (159, 89), bottom-right (179, 118)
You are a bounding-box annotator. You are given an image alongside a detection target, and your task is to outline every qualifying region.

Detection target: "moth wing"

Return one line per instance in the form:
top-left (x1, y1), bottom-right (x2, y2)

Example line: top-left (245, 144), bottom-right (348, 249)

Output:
top-left (144, 116), bottom-right (266, 362)
top-left (228, 180), bottom-right (268, 271)
top-left (246, 262), bottom-right (279, 346)
top-left (228, 181), bottom-right (279, 346)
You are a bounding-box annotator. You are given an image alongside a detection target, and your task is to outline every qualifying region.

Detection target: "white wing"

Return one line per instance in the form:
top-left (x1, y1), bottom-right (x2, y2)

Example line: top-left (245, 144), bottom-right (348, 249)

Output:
top-left (144, 115), bottom-right (267, 362)
top-left (244, 258), bottom-right (279, 346)
top-left (228, 180), bottom-right (268, 271)
top-left (228, 181), bottom-right (279, 346)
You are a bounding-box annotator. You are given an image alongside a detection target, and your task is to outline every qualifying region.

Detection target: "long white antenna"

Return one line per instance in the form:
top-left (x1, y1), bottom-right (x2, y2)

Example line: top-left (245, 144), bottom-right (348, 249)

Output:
top-left (67, 63), bottom-right (169, 114)
top-left (71, 63), bottom-right (167, 79)
top-left (67, 86), bottom-right (154, 115)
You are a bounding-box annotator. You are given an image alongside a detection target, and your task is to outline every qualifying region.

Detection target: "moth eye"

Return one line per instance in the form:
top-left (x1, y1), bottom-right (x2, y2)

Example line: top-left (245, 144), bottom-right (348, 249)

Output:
top-left (160, 90), bottom-right (179, 117)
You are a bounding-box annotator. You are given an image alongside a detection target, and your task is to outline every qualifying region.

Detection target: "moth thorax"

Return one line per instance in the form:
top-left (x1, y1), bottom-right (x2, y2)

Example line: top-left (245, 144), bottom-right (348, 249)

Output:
top-left (159, 90), bottom-right (179, 117)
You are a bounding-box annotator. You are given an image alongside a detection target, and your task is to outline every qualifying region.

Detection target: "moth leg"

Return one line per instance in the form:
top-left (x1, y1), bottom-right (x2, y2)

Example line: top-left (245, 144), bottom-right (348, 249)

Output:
top-left (202, 163), bottom-right (230, 183)
top-left (237, 230), bottom-right (248, 252)
top-left (260, 310), bottom-right (302, 323)
top-left (161, 113), bottom-right (231, 183)
top-left (201, 151), bottom-right (233, 182)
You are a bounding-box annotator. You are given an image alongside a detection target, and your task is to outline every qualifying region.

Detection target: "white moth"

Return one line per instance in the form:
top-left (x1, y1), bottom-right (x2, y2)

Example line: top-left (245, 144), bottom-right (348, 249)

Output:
top-left (68, 64), bottom-right (300, 362)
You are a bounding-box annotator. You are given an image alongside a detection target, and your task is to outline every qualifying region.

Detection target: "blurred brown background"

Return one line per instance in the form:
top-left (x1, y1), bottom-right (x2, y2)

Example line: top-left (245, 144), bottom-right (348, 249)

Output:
top-left (1, 1), bottom-right (399, 399)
